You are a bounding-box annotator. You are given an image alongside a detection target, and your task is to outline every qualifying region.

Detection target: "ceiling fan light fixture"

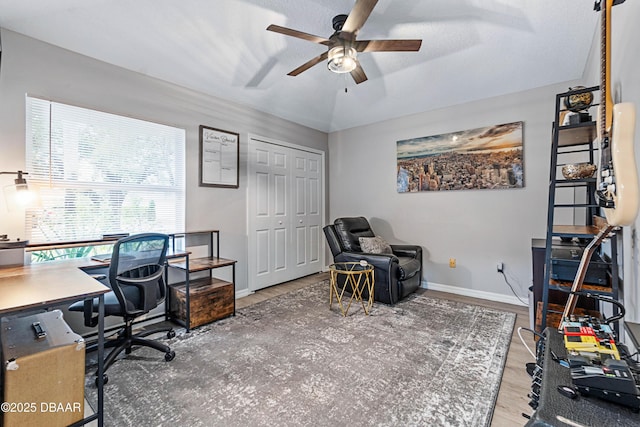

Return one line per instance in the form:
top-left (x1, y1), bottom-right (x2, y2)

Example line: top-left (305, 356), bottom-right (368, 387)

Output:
top-left (327, 44), bottom-right (357, 74)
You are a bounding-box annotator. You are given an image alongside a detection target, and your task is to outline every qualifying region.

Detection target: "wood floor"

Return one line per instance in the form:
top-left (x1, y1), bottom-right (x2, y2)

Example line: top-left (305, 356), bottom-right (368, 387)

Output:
top-left (237, 272), bottom-right (534, 426)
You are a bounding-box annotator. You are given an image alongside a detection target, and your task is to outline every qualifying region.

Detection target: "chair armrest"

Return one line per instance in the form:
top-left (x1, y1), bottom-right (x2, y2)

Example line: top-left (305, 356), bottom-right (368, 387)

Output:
top-left (390, 245), bottom-right (422, 259)
top-left (83, 299), bottom-right (99, 328)
top-left (336, 251), bottom-right (398, 271)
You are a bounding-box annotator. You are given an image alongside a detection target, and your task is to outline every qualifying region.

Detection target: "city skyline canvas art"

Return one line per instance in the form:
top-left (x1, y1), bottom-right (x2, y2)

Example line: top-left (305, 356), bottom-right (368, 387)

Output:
top-left (397, 121), bottom-right (524, 193)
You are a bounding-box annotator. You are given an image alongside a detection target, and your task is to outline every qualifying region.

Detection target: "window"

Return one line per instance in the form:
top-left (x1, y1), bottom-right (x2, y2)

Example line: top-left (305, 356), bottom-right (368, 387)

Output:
top-left (25, 96), bottom-right (186, 244)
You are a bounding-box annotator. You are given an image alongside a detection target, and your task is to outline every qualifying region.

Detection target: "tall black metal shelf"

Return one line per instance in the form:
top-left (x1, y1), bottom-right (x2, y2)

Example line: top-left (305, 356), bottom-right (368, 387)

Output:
top-left (538, 85), bottom-right (622, 332)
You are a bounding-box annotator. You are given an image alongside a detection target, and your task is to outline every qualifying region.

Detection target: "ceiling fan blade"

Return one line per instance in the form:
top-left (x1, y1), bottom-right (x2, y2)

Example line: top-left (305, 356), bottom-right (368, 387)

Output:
top-left (267, 24), bottom-right (330, 45)
top-left (355, 39), bottom-right (423, 52)
top-left (350, 62), bottom-right (368, 84)
top-left (287, 51), bottom-right (329, 76)
top-left (341, 0), bottom-right (378, 36)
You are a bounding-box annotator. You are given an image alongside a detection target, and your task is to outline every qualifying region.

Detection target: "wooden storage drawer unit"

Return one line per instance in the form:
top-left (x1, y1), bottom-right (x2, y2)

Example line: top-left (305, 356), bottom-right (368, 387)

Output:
top-left (535, 302), bottom-right (600, 332)
top-left (169, 278), bottom-right (234, 328)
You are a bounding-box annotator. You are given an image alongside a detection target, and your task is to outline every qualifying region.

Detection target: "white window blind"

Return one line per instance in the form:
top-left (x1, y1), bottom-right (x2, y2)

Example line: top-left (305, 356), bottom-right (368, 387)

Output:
top-left (25, 96), bottom-right (185, 243)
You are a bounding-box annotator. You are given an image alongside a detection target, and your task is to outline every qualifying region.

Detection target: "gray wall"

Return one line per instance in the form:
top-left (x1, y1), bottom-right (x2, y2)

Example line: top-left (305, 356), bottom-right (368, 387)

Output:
top-left (327, 81), bottom-right (576, 304)
top-left (0, 29), bottom-right (329, 295)
top-left (327, 1), bottom-right (640, 313)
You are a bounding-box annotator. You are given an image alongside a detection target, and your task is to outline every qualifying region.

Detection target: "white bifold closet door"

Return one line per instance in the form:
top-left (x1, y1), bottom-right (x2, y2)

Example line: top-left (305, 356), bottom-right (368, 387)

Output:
top-left (248, 137), bottom-right (323, 291)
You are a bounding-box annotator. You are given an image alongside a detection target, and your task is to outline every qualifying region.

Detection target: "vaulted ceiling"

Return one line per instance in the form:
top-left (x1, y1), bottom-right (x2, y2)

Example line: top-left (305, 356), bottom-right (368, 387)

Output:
top-left (0, 0), bottom-right (598, 132)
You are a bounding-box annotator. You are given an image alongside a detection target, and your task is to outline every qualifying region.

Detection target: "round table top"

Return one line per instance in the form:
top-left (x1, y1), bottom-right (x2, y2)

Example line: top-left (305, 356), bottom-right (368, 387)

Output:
top-left (329, 261), bottom-right (374, 274)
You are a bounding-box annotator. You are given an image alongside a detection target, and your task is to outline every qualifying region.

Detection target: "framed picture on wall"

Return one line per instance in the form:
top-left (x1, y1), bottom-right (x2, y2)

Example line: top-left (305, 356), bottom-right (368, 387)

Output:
top-left (396, 121), bottom-right (524, 192)
top-left (199, 125), bottom-right (239, 188)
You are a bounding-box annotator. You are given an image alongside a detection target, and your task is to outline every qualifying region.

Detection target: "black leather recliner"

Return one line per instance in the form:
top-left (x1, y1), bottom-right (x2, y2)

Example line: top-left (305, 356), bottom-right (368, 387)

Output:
top-left (323, 217), bottom-right (423, 305)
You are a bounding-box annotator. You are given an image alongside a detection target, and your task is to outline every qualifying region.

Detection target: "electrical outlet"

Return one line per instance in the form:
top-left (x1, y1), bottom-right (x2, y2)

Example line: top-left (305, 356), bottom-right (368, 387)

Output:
top-left (449, 258), bottom-right (456, 268)
top-left (497, 262), bottom-right (504, 273)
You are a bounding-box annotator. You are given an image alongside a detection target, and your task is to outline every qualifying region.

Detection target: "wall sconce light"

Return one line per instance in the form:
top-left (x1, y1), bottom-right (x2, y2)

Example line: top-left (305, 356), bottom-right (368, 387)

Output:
top-left (1, 170), bottom-right (37, 209)
top-left (327, 41), bottom-right (358, 74)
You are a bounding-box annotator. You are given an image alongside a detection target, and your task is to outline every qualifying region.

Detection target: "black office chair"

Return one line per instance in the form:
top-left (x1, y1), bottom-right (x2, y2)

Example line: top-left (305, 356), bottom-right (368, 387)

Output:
top-left (69, 233), bottom-right (175, 384)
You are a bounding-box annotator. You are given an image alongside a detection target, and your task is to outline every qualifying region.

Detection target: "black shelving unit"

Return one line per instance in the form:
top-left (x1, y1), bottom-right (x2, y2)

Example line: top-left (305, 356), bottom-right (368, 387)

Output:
top-left (538, 85), bottom-right (622, 332)
top-left (166, 230), bottom-right (236, 332)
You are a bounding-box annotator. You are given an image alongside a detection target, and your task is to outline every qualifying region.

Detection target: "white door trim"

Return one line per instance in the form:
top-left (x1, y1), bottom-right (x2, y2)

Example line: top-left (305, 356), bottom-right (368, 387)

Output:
top-left (247, 134), bottom-right (326, 292)
top-left (249, 134), bottom-right (326, 156)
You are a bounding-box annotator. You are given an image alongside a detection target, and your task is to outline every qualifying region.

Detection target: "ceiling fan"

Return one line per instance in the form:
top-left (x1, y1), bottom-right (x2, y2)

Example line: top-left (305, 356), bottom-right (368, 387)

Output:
top-left (266, 0), bottom-right (422, 84)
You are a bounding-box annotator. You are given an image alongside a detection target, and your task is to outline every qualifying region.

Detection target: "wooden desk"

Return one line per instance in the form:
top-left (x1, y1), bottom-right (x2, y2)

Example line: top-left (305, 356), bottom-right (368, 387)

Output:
top-left (0, 260), bottom-right (109, 427)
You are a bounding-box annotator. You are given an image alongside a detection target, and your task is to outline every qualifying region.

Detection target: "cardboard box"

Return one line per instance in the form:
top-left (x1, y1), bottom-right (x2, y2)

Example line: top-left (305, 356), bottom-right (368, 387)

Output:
top-left (1, 310), bottom-right (85, 427)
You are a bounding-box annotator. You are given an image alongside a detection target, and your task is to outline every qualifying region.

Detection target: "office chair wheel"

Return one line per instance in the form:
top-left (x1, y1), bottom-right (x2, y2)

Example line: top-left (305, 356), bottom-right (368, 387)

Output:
top-left (95, 373), bottom-right (108, 387)
top-left (165, 350), bottom-right (176, 362)
top-left (167, 330), bottom-right (176, 339)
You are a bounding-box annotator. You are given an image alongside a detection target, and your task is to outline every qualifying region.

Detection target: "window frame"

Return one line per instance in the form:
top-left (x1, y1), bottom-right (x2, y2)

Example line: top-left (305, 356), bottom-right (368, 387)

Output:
top-left (25, 96), bottom-right (186, 245)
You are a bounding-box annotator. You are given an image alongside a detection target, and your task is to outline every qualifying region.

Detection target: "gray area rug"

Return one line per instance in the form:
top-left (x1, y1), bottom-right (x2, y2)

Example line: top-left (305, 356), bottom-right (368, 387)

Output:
top-left (87, 281), bottom-right (516, 426)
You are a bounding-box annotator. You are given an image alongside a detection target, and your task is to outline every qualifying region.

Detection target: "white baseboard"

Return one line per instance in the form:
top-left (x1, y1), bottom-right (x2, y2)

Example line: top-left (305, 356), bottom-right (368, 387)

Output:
top-left (235, 288), bottom-right (253, 299)
top-left (422, 281), bottom-right (528, 307)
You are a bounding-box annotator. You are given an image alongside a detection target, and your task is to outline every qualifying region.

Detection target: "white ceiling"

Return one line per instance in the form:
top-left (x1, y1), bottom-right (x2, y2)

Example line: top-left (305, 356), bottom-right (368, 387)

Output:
top-left (0, 0), bottom-right (598, 133)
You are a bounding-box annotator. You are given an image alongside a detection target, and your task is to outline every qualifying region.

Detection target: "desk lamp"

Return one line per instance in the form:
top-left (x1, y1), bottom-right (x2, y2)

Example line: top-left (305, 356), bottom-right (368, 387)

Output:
top-left (1, 170), bottom-right (35, 248)
top-left (1, 170), bottom-right (36, 207)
